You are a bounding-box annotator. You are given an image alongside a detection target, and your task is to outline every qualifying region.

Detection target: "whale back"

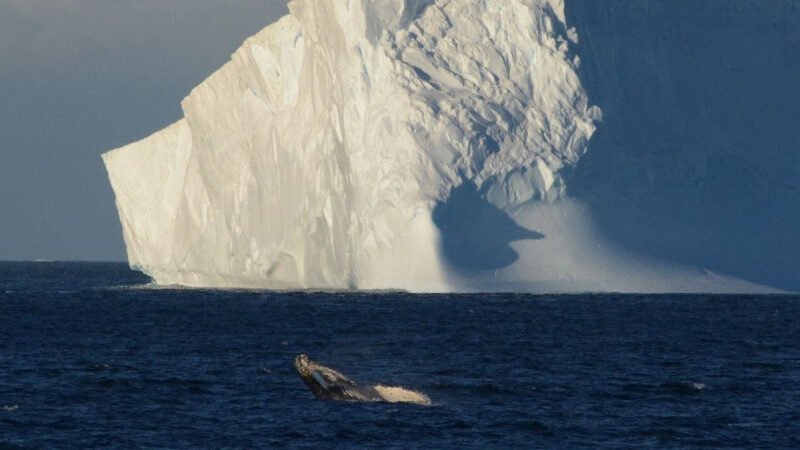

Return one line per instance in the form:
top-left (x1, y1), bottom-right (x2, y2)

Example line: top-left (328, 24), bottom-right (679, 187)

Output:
top-left (294, 354), bottom-right (381, 402)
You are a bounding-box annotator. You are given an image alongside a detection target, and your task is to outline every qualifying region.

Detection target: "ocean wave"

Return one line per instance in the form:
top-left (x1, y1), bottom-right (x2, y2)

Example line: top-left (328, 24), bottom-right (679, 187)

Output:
top-left (621, 381), bottom-right (707, 395)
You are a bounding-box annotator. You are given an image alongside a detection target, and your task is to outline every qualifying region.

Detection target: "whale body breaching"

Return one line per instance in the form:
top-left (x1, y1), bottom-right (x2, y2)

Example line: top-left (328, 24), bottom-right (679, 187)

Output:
top-left (293, 354), bottom-right (430, 405)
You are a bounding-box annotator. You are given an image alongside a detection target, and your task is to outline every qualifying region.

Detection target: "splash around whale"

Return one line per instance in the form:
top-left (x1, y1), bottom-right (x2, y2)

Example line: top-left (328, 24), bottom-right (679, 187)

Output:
top-left (293, 354), bottom-right (431, 405)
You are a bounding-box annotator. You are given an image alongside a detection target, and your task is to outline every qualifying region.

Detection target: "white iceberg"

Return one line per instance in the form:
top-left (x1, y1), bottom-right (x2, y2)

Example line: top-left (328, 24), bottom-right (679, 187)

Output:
top-left (103, 0), bottom-right (782, 293)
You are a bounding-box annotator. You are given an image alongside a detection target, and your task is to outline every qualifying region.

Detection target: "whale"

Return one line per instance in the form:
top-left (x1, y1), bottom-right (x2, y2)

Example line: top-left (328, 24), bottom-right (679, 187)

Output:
top-left (293, 354), bottom-right (431, 405)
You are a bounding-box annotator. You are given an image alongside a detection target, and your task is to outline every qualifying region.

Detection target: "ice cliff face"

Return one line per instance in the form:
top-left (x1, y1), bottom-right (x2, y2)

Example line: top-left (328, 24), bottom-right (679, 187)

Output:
top-left (104, 0), bottom-right (600, 291)
top-left (564, 0), bottom-right (800, 292)
top-left (104, 0), bottom-right (795, 293)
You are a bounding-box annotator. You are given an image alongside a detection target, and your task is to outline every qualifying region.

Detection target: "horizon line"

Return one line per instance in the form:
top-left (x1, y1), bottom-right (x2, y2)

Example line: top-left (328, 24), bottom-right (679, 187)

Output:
top-left (0, 259), bottom-right (129, 264)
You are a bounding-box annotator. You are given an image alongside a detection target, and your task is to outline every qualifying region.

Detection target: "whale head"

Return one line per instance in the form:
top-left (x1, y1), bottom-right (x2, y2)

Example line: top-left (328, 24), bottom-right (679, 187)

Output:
top-left (294, 354), bottom-right (376, 401)
top-left (294, 354), bottom-right (312, 377)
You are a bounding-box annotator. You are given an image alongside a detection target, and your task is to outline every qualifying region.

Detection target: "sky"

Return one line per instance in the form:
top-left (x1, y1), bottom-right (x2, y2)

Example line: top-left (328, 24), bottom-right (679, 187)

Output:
top-left (0, 0), bottom-right (291, 261)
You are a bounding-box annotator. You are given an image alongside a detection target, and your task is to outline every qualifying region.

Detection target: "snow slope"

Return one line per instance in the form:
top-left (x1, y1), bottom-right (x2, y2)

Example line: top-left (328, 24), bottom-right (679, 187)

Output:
top-left (104, 0), bottom-right (792, 292)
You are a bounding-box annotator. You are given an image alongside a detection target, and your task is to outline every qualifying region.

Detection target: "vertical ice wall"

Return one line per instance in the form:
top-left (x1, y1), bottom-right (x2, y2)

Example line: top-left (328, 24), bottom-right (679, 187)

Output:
top-left (566, 0), bottom-right (800, 291)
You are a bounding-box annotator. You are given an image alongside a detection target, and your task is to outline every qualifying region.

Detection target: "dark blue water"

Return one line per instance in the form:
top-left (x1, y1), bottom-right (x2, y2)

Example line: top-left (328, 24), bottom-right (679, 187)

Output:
top-left (1, 262), bottom-right (799, 449)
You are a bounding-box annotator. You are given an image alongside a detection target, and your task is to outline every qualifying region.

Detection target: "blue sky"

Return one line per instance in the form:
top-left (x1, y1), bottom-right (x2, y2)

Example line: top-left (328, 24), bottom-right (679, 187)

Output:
top-left (0, 0), bottom-right (289, 261)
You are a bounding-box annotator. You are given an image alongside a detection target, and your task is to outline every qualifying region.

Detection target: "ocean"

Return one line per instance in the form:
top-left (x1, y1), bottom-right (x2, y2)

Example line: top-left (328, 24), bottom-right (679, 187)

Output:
top-left (0, 262), bottom-right (798, 449)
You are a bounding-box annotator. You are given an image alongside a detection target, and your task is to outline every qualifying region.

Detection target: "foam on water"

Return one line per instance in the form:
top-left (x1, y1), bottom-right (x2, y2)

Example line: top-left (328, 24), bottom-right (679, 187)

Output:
top-left (373, 385), bottom-right (432, 406)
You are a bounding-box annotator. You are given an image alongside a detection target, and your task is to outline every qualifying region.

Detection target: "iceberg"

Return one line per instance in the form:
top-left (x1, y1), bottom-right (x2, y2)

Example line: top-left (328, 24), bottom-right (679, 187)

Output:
top-left (103, 0), bottom-right (791, 293)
